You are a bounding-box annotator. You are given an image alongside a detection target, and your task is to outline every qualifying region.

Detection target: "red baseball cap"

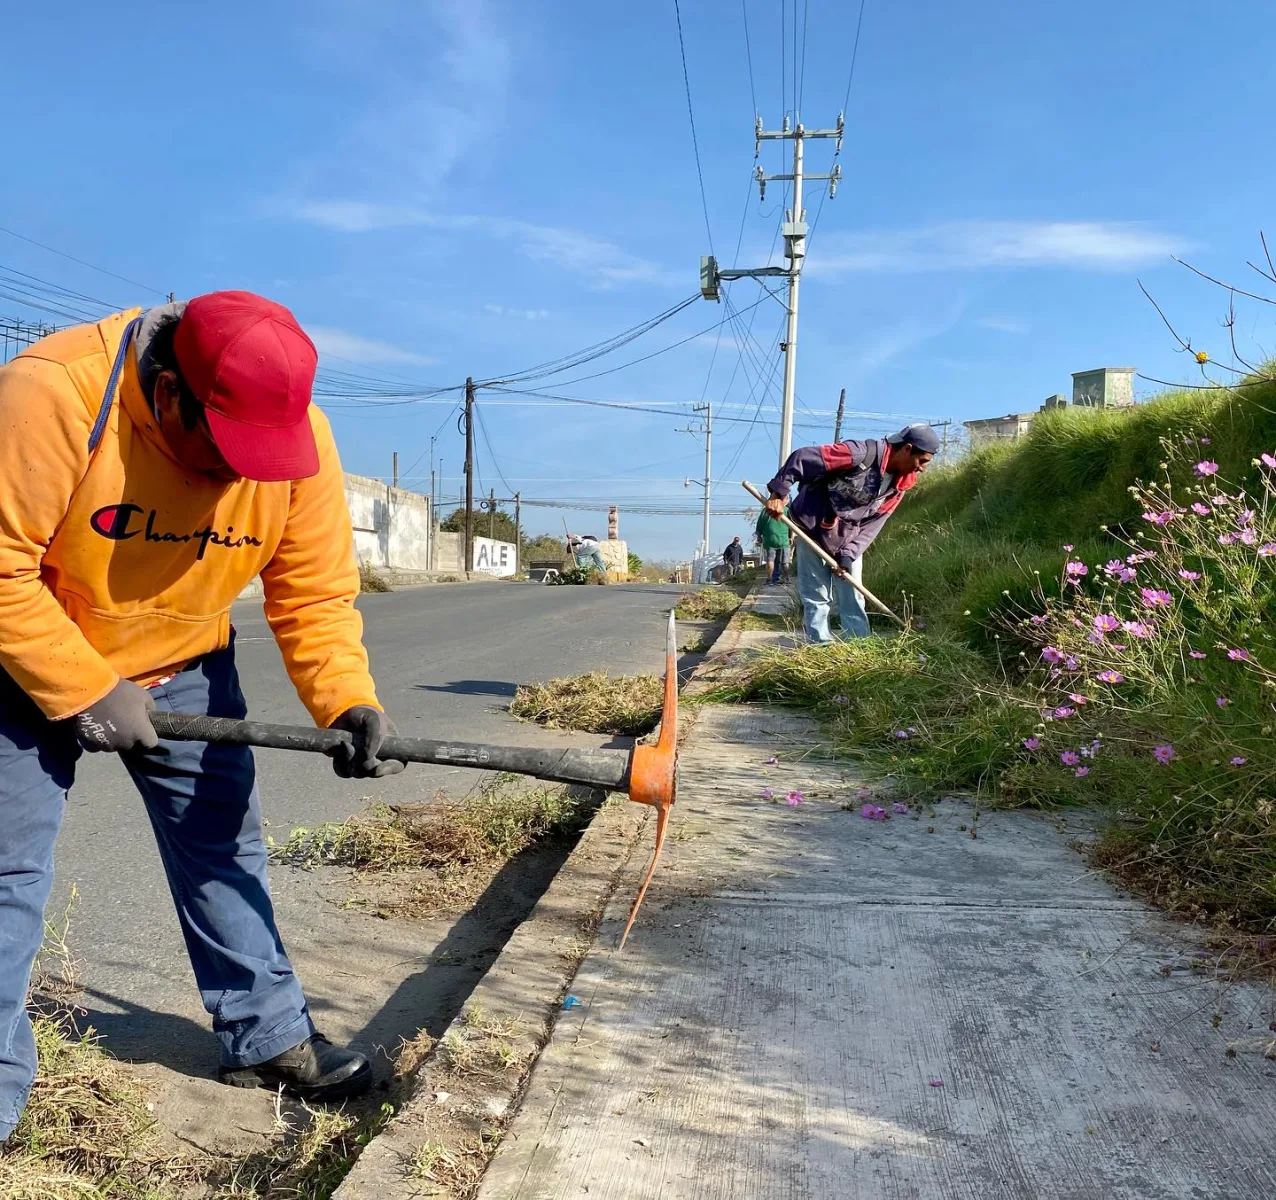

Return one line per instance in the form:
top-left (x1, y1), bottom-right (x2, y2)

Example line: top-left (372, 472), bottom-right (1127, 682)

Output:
top-left (173, 291), bottom-right (320, 482)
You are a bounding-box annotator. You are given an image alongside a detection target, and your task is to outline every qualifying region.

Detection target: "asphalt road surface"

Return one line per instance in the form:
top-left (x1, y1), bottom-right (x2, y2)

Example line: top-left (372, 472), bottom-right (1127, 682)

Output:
top-left (48, 580), bottom-right (688, 1086)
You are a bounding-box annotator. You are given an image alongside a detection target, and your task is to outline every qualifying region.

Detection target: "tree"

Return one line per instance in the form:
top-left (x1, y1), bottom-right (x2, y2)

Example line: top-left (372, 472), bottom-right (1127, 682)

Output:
top-left (627, 551), bottom-right (643, 576)
top-left (439, 506), bottom-right (567, 564)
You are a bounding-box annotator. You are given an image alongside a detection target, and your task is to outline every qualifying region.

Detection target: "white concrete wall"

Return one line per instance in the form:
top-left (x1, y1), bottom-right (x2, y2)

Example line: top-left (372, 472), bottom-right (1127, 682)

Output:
top-left (345, 473), bottom-right (432, 571)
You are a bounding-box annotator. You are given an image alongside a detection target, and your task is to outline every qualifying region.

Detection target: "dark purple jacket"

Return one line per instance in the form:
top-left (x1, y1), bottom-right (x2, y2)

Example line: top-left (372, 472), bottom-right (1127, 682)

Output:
top-left (766, 439), bottom-right (917, 567)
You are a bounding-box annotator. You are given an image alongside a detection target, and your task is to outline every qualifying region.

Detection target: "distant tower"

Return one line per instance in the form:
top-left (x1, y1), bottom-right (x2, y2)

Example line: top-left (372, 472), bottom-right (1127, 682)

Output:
top-left (1072, 367), bottom-right (1135, 408)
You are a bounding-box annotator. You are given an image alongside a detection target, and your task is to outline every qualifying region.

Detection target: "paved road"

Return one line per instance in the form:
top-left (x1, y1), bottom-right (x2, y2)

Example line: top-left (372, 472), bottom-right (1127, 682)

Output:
top-left (49, 581), bottom-right (687, 1088)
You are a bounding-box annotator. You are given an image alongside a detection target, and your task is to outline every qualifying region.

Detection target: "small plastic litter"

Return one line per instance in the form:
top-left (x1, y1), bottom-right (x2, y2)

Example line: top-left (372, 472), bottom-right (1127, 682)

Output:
top-left (563, 995), bottom-right (582, 1010)
top-left (928, 1079), bottom-right (944, 1088)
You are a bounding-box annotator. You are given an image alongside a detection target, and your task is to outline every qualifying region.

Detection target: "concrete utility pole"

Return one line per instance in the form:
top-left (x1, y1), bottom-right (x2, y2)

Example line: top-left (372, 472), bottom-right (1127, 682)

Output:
top-left (488, 488), bottom-right (496, 540)
top-left (698, 114), bottom-right (843, 467)
top-left (834, 387), bottom-right (846, 442)
top-left (392, 452), bottom-right (399, 489)
top-left (464, 378), bottom-right (475, 576)
top-left (678, 402), bottom-right (713, 563)
top-left (514, 492), bottom-right (522, 576)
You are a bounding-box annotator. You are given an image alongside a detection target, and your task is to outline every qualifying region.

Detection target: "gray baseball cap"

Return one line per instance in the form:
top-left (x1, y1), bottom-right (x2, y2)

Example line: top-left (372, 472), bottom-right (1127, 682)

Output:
top-left (885, 423), bottom-right (941, 454)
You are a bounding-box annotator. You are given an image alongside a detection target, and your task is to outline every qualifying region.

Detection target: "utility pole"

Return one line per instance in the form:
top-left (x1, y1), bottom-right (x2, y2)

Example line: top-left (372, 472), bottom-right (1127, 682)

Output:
top-left (833, 387), bottom-right (846, 442)
top-left (429, 437), bottom-right (437, 571)
top-left (488, 488), bottom-right (496, 540)
top-left (678, 402), bottom-right (713, 564)
top-left (392, 451), bottom-right (399, 489)
top-left (464, 378), bottom-right (475, 576)
top-left (698, 114), bottom-right (843, 467)
top-left (514, 492), bottom-right (522, 576)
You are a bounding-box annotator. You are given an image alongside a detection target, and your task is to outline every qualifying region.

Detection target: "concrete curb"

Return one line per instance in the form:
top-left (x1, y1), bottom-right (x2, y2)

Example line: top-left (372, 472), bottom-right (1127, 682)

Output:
top-left (335, 584), bottom-right (752, 1198)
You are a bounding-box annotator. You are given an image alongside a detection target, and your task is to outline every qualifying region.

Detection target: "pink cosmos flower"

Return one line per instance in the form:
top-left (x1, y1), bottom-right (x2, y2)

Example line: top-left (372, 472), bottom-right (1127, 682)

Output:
top-left (1189, 650), bottom-right (1207, 659)
top-left (1041, 647), bottom-right (1064, 663)
top-left (860, 803), bottom-right (887, 820)
top-left (1074, 766), bottom-right (1090, 778)
top-left (1239, 528), bottom-right (1258, 546)
top-left (1123, 620), bottom-right (1156, 639)
top-left (1061, 751), bottom-right (1081, 766)
top-left (1179, 569), bottom-right (1201, 580)
top-left (1259, 544), bottom-right (1276, 558)
top-left (1228, 647), bottom-right (1250, 661)
top-left (1191, 502), bottom-right (1211, 516)
top-left (1229, 756), bottom-right (1248, 766)
top-left (1102, 559), bottom-right (1126, 575)
top-left (1211, 493), bottom-right (1231, 506)
top-left (1200, 436), bottom-right (1211, 444)
top-left (1142, 510), bottom-right (1175, 527)
top-left (1118, 568), bottom-right (1137, 584)
top-left (1054, 706), bottom-right (1076, 719)
top-left (1029, 614), bottom-right (1048, 626)
top-left (1068, 693), bottom-right (1089, 705)
top-left (761, 788), bottom-right (774, 801)
top-left (893, 729), bottom-right (910, 739)
top-left (1094, 614), bottom-right (1121, 633)
top-left (1262, 452), bottom-right (1276, 470)
top-left (1063, 544), bottom-right (1074, 552)
top-left (1128, 551), bottom-right (1157, 564)
top-left (766, 756), bottom-right (779, 765)
top-left (892, 802), bottom-right (909, 814)
top-left (1153, 744), bottom-right (1176, 764)
top-left (1216, 697), bottom-right (1230, 708)
top-left (786, 790), bottom-right (804, 807)
top-left (1064, 655), bottom-right (1080, 672)
top-left (1194, 460), bottom-right (1220, 476)
top-left (1096, 670), bottom-right (1125, 684)
top-left (1111, 643), bottom-right (1127, 650)
top-left (1023, 737), bottom-right (1041, 750)
top-left (1238, 509), bottom-right (1256, 527)
top-left (1141, 588), bottom-right (1172, 608)
top-left (1065, 560), bottom-right (1088, 579)
top-left (1219, 532), bottom-right (1237, 546)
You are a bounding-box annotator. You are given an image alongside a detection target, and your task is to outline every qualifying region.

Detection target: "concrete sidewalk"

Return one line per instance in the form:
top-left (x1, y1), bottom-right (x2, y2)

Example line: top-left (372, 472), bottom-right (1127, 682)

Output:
top-left (476, 699), bottom-right (1276, 1199)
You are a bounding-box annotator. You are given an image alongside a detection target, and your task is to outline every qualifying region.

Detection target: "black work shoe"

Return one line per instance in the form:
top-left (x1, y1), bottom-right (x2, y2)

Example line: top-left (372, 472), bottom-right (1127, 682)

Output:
top-left (219, 1033), bottom-right (372, 1101)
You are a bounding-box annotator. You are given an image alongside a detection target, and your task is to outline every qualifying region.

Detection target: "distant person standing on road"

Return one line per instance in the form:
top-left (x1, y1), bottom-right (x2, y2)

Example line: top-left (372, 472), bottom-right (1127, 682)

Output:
top-left (764, 424), bottom-right (938, 643)
top-left (755, 504), bottom-right (791, 585)
top-left (722, 536), bottom-right (745, 577)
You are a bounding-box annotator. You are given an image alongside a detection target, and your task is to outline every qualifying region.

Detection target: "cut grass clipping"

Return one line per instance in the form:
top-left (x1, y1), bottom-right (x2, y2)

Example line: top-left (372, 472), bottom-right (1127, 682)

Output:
top-left (273, 778), bottom-right (593, 915)
top-left (510, 672), bottom-right (662, 737)
top-left (674, 588), bottom-right (741, 621)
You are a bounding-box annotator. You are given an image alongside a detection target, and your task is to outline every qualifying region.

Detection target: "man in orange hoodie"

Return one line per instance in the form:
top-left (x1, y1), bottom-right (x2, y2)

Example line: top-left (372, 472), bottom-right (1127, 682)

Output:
top-left (0, 292), bottom-right (403, 1140)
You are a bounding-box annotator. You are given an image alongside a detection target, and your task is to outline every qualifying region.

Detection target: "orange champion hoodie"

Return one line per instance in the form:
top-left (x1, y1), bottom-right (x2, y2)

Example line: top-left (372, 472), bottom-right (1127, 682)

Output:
top-left (0, 309), bottom-right (380, 724)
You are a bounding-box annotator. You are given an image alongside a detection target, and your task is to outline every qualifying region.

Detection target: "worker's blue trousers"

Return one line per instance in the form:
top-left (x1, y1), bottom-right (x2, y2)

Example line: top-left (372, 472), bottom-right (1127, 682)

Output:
top-left (0, 643), bottom-right (313, 1142)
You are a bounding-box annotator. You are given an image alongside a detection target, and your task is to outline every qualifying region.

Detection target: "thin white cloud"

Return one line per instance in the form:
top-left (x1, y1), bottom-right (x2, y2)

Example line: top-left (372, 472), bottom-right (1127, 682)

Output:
top-left (293, 201), bottom-right (676, 289)
top-left (976, 316), bottom-right (1029, 334)
top-left (484, 303), bottom-right (550, 320)
top-left (308, 326), bottom-right (439, 366)
top-left (812, 221), bottom-right (1185, 275)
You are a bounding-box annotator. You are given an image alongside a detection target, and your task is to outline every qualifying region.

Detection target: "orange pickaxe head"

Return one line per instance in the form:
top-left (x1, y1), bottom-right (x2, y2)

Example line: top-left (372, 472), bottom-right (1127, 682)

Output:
top-left (618, 609), bottom-right (678, 948)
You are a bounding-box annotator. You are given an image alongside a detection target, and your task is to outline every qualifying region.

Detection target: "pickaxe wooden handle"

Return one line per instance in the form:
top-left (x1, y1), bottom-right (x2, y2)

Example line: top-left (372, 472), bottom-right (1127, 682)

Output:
top-left (742, 479), bottom-right (906, 628)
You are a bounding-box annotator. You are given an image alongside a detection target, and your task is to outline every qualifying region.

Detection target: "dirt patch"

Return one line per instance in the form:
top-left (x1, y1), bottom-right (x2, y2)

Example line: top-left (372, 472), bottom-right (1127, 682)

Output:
top-left (509, 672), bottom-right (662, 737)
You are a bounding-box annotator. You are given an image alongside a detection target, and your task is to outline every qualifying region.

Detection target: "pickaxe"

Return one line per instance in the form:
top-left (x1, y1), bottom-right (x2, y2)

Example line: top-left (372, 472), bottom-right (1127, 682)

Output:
top-left (150, 612), bottom-right (680, 949)
top-left (742, 479), bottom-right (906, 628)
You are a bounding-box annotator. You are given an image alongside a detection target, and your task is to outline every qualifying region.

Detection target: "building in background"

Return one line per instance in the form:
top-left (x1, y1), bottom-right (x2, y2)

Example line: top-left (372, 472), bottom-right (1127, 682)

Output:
top-left (964, 367), bottom-right (1136, 449)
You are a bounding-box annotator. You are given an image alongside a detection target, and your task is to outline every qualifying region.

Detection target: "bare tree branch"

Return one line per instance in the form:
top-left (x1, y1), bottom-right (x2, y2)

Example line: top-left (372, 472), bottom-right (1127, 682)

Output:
top-left (1138, 279), bottom-right (1194, 353)
top-left (1173, 256), bottom-right (1276, 306)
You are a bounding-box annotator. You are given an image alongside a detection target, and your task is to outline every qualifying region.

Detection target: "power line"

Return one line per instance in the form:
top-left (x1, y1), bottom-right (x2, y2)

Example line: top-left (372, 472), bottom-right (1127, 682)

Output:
top-left (473, 399), bottom-right (516, 496)
top-left (841, 0), bottom-right (869, 117)
top-left (673, 0), bottom-right (714, 257)
top-left (797, 0), bottom-right (810, 114)
top-left (0, 225), bottom-right (167, 299)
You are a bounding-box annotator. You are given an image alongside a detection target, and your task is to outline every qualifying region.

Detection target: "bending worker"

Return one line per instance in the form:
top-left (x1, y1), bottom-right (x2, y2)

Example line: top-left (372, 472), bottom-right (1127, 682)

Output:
top-left (764, 424), bottom-right (938, 643)
top-left (0, 292), bottom-right (404, 1143)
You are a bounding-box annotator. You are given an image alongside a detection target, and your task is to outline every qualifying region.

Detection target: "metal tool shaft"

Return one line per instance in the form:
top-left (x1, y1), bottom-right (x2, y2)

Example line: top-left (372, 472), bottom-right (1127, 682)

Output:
top-left (148, 713), bottom-right (631, 792)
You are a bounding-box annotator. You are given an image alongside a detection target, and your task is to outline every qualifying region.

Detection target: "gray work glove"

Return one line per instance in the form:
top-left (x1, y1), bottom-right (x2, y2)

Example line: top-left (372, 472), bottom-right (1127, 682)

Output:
top-left (74, 679), bottom-right (160, 754)
top-left (327, 706), bottom-right (405, 779)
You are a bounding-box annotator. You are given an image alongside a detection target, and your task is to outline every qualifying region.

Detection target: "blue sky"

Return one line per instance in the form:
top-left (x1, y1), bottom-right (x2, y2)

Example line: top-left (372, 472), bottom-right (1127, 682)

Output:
top-left (4, 0), bottom-right (1276, 560)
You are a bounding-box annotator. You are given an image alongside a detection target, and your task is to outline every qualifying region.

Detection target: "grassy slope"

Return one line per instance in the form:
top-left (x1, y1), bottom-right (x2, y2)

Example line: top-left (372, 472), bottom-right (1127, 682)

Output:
top-left (869, 378), bottom-right (1276, 648)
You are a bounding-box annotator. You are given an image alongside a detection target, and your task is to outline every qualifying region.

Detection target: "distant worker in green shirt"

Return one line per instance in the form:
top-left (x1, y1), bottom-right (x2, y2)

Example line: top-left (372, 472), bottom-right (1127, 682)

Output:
top-left (755, 504), bottom-right (792, 585)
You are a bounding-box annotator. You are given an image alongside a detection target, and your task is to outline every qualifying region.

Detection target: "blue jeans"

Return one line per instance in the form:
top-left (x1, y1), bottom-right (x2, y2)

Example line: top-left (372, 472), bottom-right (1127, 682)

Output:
top-left (575, 549), bottom-right (606, 572)
top-left (766, 546), bottom-right (789, 583)
top-left (0, 644), bottom-right (313, 1141)
top-left (795, 541), bottom-right (869, 643)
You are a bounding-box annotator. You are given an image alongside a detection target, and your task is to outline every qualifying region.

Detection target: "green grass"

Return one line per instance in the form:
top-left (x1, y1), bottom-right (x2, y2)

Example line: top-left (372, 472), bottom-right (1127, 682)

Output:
top-left (728, 378), bottom-right (1276, 934)
top-left (674, 588), bottom-right (741, 621)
